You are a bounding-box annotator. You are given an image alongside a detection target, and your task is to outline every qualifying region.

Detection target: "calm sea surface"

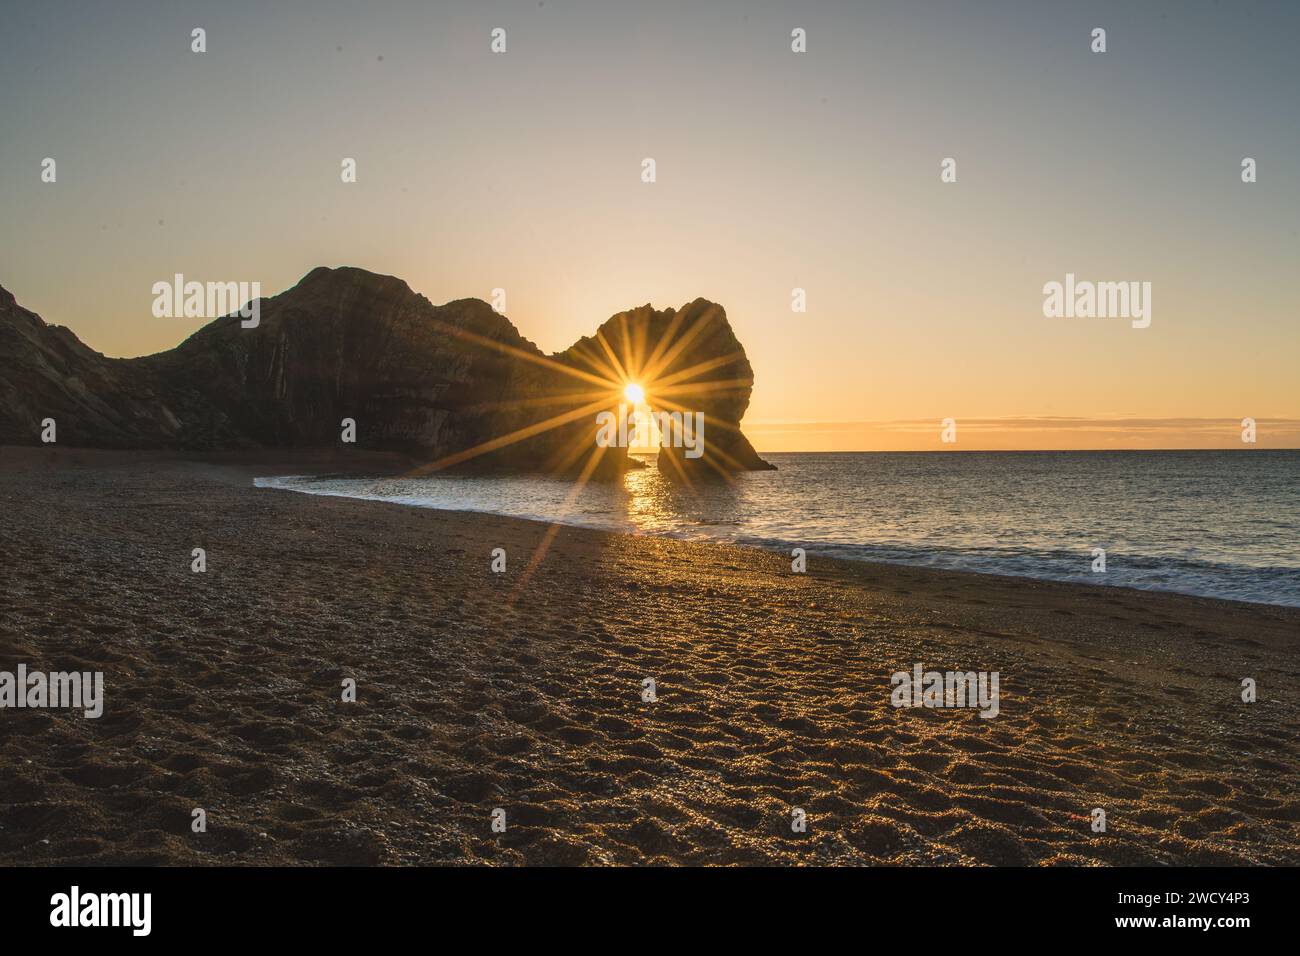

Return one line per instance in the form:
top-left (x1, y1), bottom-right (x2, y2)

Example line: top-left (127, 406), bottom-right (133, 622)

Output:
top-left (256, 450), bottom-right (1300, 607)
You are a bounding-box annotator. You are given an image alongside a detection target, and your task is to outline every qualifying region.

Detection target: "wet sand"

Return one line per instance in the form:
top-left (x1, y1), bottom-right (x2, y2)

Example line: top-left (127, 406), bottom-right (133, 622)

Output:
top-left (1, 446), bottom-right (1297, 865)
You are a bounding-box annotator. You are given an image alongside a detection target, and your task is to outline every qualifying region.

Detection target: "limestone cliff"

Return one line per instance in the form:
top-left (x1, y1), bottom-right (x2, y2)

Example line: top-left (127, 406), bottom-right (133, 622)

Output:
top-left (0, 268), bottom-right (772, 479)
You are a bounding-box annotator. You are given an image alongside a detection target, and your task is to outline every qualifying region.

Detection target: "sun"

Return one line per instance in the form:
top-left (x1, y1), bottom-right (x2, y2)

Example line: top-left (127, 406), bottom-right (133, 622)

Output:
top-left (623, 382), bottom-right (646, 404)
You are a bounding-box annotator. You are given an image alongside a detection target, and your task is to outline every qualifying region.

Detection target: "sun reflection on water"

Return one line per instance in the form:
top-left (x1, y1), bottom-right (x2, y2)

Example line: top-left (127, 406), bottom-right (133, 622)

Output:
top-left (620, 455), bottom-right (743, 535)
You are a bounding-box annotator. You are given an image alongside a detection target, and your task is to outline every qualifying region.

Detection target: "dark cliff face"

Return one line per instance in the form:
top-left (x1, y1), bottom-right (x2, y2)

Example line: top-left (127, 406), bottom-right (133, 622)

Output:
top-left (559, 300), bottom-right (773, 479)
top-left (0, 268), bottom-right (772, 478)
top-left (0, 286), bottom-right (166, 448)
top-left (143, 267), bottom-right (540, 456)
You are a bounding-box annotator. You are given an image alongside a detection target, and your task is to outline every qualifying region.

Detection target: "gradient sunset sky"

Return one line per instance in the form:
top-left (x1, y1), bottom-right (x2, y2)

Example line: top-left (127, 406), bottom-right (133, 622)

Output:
top-left (2, 0), bottom-right (1297, 450)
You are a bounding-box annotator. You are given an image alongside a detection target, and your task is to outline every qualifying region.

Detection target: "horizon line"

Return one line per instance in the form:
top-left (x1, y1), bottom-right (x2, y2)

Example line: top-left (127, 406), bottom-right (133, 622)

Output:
top-left (736, 446), bottom-right (1300, 455)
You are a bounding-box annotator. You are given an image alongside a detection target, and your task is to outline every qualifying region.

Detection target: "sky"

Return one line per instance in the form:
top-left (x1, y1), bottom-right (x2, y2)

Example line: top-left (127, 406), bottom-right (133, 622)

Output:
top-left (2, 0), bottom-right (1297, 450)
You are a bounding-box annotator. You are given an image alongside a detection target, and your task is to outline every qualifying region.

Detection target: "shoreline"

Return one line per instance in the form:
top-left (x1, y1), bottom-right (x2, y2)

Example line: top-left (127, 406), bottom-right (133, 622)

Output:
top-left (255, 452), bottom-right (1298, 612)
top-left (258, 477), bottom-right (1298, 614)
top-left (2, 447), bottom-right (1297, 865)
top-left (19, 443), bottom-right (1292, 611)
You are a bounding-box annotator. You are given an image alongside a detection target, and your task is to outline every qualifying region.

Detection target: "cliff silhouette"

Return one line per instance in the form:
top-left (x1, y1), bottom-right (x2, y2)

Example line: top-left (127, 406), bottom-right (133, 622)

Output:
top-left (0, 267), bottom-right (772, 479)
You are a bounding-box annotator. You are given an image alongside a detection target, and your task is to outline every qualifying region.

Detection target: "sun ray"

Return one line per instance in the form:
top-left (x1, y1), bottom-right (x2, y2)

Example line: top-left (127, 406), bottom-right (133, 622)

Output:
top-left (629, 311), bottom-right (650, 382)
top-left (650, 352), bottom-right (747, 390)
top-left (654, 437), bottom-right (696, 491)
top-left (652, 377), bottom-right (755, 399)
top-left (458, 387), bottom-right (622, 413)
top-left (640, 303), bottom-right (722, 385)
top-left (388, 302), bottom-right (758, 526)
top-left (427, 317), bottom-right (621, 391)
top-left (407, 395), bottom-right (614, 475)
top-left (566, 339), bottom-right (620, 382)
top-left (545, 421), bottom-right (614, 474)
top-left (594, 328), bottom-right (631, 385)
top-left (639, 306), bottom-right (691, 385)
top-left (651, 392), bottom-right (747, 438)
top-left (638, 395), bottom-right (745, 481)
top-left (508, 442), bottom-right (609, 603)
top-left (649, 394), bottom-right (748, 479)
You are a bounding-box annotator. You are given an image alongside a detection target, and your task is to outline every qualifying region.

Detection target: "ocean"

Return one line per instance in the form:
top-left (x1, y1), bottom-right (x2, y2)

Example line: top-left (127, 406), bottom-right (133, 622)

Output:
top-left (256, 450), bottom-right (1300, 607)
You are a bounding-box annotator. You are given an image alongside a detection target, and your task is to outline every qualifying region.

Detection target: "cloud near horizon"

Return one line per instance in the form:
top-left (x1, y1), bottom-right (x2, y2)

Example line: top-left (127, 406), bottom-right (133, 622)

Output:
top-left (744, 417), bottom-right (1300, 452)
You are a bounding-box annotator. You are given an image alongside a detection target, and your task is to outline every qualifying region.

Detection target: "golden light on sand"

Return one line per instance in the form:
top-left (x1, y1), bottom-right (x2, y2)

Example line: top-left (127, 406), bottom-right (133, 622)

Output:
top-left (623, 382), bottom-right (646, 404)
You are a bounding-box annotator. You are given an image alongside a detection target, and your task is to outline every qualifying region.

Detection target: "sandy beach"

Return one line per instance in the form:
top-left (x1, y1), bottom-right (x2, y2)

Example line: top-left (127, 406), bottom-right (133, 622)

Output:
top-left (1, 446), bottom-right (1297, 866)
